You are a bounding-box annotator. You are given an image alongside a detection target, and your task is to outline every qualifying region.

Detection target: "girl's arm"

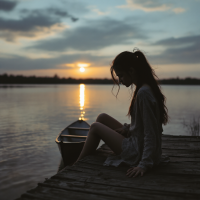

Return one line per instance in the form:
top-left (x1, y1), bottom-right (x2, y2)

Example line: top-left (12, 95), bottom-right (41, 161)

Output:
top-left (137, 92), bottom-right (158, 171)
top-left (115, 123), bottom-right (130, 137)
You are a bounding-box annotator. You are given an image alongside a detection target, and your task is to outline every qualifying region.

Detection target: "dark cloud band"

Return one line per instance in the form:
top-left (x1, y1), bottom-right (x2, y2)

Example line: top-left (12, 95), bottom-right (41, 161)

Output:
top-left (0, 1), bottom-right (17, 11)
top-left (150, 35), bottom-right (200, 64)
top-left (27, 19), bottom-right (146, 51)
top-left (0, 7), bottom-right (78, 41)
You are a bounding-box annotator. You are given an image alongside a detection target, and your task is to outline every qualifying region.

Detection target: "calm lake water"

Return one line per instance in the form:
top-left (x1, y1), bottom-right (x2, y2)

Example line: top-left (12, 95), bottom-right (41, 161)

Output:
top-left (0, 84), bottom-right (200, 200)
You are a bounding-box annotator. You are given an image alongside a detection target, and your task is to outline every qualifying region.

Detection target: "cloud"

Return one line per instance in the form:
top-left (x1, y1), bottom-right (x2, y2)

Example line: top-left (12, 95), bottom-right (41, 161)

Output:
top-left (172, 7), bottom-right (185, 14)
top-left (149, 35), bottom-right (200, 64)
top-left (1, 35), bottom-right (199, 73)
top-left (88, 6), bottom-right (108, 16)
top-left (118, 0), bottom-right (170, 12)
top-left (0, 8), bottom-right (78, 41)
top-left (0, 14), bottom-right (59, 32)
top-left (59, 0), bottom-right (89, 15)
top-left (0, 1), bottom-right (17, 11)
top-left (118, 0), bottom-right (186, 14)
top-left (0, 53), bottom-right (111, 70)
top-left (21, 8), bottom-right (79, 21)
top-left (154, 35), bottom-right (200, 47)
top-left (27, 18), bottom-right (146, 52)
top-left (0, 15), bottom-right (64, 42)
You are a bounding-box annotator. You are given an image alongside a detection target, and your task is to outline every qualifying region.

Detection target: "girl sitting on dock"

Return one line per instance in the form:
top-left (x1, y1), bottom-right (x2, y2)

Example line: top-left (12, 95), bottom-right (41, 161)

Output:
top-left (75, 49), bottom-right (169, 178)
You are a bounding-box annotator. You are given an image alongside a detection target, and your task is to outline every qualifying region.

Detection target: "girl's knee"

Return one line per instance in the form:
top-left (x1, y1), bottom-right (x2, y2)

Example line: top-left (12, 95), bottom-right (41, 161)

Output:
top-left (89, 122), bottom-right (102, 136)
top-left (96, 113), bottom-right (109, 123)
top-left (90, 122), bottom-right (101, 131)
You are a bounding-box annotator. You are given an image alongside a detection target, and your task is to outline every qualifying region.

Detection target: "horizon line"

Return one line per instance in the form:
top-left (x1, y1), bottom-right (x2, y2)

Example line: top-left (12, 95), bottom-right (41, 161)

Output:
top-left (1, 73), bottom-right (200, 80)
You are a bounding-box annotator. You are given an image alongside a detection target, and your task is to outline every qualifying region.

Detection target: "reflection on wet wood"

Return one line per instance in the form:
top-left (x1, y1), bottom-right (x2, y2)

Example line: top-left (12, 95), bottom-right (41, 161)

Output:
top-left (16, 135), bottom-right (200, 200)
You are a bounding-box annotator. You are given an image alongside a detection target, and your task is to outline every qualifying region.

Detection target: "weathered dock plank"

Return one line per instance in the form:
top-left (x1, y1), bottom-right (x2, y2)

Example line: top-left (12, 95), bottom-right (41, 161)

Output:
top-left (16, 135), bottom-right (200, 200)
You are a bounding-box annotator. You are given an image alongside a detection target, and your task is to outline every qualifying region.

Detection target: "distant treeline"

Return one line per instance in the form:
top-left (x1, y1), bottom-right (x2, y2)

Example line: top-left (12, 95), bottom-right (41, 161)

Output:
top-left (0, 74), bottom-right (200, 85)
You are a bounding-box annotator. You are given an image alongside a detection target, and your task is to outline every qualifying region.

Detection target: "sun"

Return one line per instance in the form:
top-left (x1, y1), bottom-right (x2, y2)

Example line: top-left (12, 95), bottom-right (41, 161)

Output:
top-left (80, 67), bottom-right (85, 72)
top-left (77, 63), bottom-right (90, 73)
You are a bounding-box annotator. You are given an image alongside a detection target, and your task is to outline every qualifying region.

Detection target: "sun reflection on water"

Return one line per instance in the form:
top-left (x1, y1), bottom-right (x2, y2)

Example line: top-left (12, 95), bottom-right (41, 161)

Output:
top-left (79, 84), bottom-right (85, 120)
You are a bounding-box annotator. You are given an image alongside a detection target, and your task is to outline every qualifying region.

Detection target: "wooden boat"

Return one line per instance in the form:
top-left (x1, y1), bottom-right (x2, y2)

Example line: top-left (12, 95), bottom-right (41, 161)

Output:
top-left (55, 119), bottom-right (90, 166)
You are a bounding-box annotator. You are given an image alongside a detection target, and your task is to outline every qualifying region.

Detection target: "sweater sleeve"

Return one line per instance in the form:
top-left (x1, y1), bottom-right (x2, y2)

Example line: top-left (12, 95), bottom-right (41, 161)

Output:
top-left (122, 123), bottom-right (130, 131)
top-left (137, 91), bottom-right (159, 171)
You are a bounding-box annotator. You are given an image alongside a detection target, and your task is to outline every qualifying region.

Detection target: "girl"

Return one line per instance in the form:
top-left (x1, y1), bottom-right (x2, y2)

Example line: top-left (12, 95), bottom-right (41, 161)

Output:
top-left (74, 49), bottom-right (170, 178)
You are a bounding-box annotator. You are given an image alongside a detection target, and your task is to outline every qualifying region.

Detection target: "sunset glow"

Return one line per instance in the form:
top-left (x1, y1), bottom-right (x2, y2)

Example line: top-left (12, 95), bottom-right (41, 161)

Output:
top-left (0, 0), bottom-right (199, 79)
top-left (77, 63), bottom-right (90, 68)
top-left (80, 67), bottom-right (85, 72)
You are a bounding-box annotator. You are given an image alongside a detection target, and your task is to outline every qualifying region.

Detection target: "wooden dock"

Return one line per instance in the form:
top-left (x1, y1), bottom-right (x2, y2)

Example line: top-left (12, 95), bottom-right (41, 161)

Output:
top-left (16, 134), bottom-right (200, 200)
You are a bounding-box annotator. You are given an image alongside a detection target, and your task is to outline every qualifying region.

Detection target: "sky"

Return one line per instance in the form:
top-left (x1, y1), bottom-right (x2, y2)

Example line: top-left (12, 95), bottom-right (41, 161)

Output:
top-left (0, 0), bottom-right (200, 79)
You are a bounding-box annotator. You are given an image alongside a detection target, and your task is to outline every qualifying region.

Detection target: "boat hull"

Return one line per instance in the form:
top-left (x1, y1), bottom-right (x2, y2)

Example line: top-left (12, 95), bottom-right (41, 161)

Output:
top-left (57, 141), bottom-right (85, 166)
top-left (55, 120), bottom-right (90, 166)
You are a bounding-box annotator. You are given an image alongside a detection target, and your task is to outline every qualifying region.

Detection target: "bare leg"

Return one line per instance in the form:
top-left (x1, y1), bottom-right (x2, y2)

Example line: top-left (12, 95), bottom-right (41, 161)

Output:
top-left (75, 122), bottom-right (125, 163)
top-left (96, 113), bottom-right (123, 130)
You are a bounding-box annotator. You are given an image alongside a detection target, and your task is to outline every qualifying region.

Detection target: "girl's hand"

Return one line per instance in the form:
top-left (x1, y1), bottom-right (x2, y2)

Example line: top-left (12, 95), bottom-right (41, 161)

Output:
top-left (126, 166), bottom-right (146, 178)
top-left (115, 127), bottom-right (129, 137)
top-left (114, 127), bottom-right (124, 134)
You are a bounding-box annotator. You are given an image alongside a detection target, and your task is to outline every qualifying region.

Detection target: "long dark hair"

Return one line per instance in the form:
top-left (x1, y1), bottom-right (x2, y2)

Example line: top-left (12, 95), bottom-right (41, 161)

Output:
top-left (110, 49), bottom-right (169, 125)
